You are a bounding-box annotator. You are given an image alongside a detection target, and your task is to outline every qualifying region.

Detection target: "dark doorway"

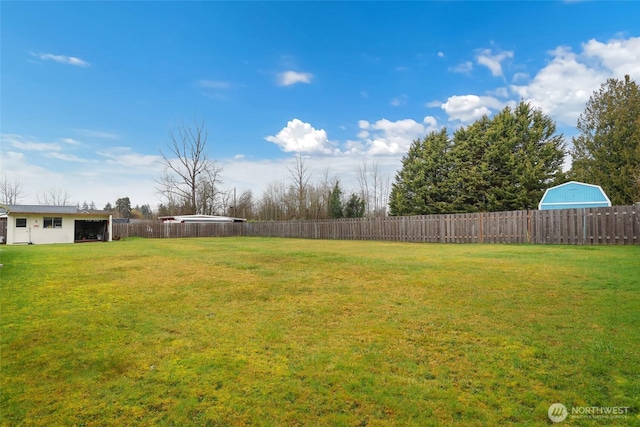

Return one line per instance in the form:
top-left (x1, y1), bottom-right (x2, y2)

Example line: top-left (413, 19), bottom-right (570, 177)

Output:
top-left (75, 220), bottom-right (108, 242)
top-left (0, 217), bottom-right (6, 244)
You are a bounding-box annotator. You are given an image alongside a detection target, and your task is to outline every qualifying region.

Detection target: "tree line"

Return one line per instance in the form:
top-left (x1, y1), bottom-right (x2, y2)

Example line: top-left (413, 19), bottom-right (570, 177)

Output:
top-left (2, 76), bottom-right (638, 218)
top-left (390, 75), bottom-right (639, 215)
top-left (154, 149), bottom-right (388, 220)
top-left (389, 102), bottom-right (566, 215)
top-left (149, 118), bottom-right (391, 220)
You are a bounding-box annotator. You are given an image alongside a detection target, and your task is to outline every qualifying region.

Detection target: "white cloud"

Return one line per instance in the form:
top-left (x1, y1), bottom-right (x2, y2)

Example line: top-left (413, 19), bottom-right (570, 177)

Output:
top-left (488, 87), bottom-right (510, 98)
top-left (582, 37), bottom-right (640, 79)
top-left (74, 129), bottom-right (119, 139)
top-left (0, 151), bottom-right (65, 203)
top-left (442, 36), bottom-right (640, 127)
top-left (48, 153), bottom-right (88, 162)
top-left (197, 80), bottom-right (233, 89)
top-left (510, 47), bottom-right (601, 125)
top-left (441, 95), bottom-right (505, 123)
top-left (437, 51), bottom-right (445, 58)
top-left (265, 116), bottom-right (441, 157)
top-left (512, 72), bottom-right (530, 83)
top-left (390, 94), bottom-right (408, 107)
top-left (423, 116), bottom-right (438, 128)
top-left (509, 36), bottom-right (640, 126)
top-left (265, 119), bottom-right (336, 154)
top-left (219, 153), bottom-right (401, 201)
top-left (197, 80), bottom-right (237, 100)
top-left (30, 52), bottom-right (90, 67)
top-left (277, 71), bottom-right (313, 86)
top-left (357, 116), bottom-right (439, 155)
top-left (59, 138), bottom-right (82, 146)
top-left (1, 134), bottom-right (161, 171)
top-left (97, 147), bottom-right (163, 169)
top-left (2, 134), bottom-right (62, 151)
top-left (2, 115), bottom-right (439, 209)
top-left (451, 61), bottom-right (473, 74)
top-left (2, 134), bottom-right (87, 158)
top-left (343, 139), bottom-right (365, 153)
top-left (0, 145), bottom-right (158, 208)
top-left (475, 48), bottom-right (514, 77)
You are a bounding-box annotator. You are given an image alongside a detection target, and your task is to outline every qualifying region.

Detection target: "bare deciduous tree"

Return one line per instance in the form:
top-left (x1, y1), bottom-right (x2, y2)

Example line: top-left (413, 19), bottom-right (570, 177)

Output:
top-left (37, 187), bottom-right (70, 206)
top-left (308, 167), bottom-right (332, 219)
top-left (356, 161), bottom-right (370, 215)
top-left (257, 180), bottom-right (288, 221)
top-left (232, 189), bottom-right (254, 219)
top-left (288, 154), bottom-right (312, 219)
top-left (0, 175), bottom-right (24, 204)
top-left (197, 168), bottom-right (223, 215)
top-left (157, 119), bottom-right (222, 214)
top-left (356, 160), bottom-right (390, 216)
top-left (217, 188), bottom-right (234, 216)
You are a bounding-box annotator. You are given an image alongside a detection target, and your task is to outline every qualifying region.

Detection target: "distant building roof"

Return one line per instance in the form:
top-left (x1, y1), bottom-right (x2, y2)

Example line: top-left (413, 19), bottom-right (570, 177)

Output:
top-left (158, 214), bottom-right (246, 223)
top-left (538, 181), bottom-right (612, 210)
top-left (0, 204), bottom-right (111, 216)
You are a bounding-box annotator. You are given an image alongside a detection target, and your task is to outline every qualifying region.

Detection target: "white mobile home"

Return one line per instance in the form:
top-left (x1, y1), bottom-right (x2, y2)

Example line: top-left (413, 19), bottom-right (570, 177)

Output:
top-left (157, 214), bottom-right (246, 224)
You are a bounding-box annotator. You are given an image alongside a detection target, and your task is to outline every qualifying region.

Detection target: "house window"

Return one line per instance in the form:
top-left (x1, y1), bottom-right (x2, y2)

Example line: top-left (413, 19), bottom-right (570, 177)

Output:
top-left (44, 217), bottom-right (63, 229)
top-left (16, 218), bottom-right (27, 228)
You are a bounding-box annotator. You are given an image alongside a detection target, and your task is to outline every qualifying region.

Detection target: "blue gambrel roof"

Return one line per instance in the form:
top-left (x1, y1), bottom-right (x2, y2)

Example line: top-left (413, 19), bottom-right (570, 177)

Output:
top-left (538, 181), bottom-right (612, 210)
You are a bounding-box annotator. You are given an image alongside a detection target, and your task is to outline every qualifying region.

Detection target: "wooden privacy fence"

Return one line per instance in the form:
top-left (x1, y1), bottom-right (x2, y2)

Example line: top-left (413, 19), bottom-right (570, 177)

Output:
top-left (113, 205), bottom-right (640, 245)
top-left (113, 222), bottom-right (245, 240)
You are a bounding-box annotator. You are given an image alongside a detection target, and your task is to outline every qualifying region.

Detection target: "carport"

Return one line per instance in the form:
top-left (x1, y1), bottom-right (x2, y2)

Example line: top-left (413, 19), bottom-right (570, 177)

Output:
top-left (75, 219), bottom-right (110, 242)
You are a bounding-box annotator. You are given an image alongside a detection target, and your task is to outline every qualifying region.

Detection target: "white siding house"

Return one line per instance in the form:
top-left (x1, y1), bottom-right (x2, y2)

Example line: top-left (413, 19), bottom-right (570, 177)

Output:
top-left (0, 205), bottom-right (113, 245)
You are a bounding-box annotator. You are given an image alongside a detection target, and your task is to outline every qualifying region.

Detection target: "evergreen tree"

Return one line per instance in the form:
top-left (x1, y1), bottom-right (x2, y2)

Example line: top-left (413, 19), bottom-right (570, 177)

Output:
top-left (140, 204), bottom-right (152, 219)
top-left (570, 75), bottom-right (640, 205)
top-left (389, 129), bottom-right (451, 215)
top-left (448, 116), bottom-right (492, 212)
top-left (483, 102), bottom-right (565, 211)
top-left (389, 102), bottom-right (565, 215)
top-left (344, 193), bottom-right (365, 218)
top-left (115, 197), bottom-right (132, 219)
top-left (328, 181), bottom-right (343, 218)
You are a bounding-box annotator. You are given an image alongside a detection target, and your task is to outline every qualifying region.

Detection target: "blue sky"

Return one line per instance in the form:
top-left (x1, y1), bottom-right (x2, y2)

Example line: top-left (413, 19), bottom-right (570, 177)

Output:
top-left (2, 1), bottom-right (639, 208)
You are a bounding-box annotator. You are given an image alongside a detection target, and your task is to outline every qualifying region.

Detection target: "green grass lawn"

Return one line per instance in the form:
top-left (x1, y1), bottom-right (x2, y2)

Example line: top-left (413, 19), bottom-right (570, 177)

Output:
top-left (1, 238), bottom-right (639, 426)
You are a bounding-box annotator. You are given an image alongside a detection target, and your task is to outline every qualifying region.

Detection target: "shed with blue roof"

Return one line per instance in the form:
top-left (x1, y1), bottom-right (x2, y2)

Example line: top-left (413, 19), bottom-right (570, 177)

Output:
top-left (538, 181), bottom-right (612, 210)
